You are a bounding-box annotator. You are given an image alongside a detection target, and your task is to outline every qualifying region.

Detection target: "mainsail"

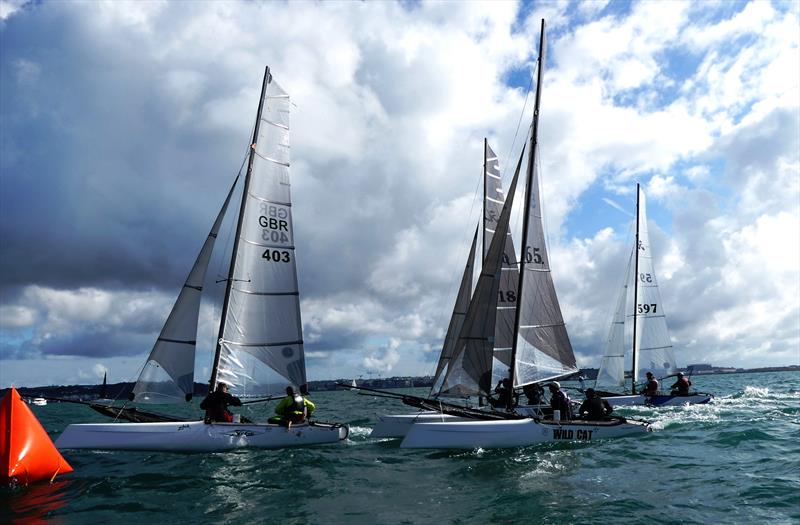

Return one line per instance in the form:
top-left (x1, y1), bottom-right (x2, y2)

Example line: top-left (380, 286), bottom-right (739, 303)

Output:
top-left (213, 70), bottom-right (307, 397)
top-left (430, 226), bottom-right (478, 396)
top-left (131, 175), bottom-right (239, 403)
top-left (438, 146), bottom-right (526, 396)
top-left (483, 141), bottom-right (521, 386)
top-left (511, 25), bottom-right (578, 389)
top-left (632, 186), bottom-right (677, 383)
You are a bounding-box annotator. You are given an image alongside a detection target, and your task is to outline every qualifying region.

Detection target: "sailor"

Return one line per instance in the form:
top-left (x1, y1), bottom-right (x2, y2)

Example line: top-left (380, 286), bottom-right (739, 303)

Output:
top-left (578, 388), bottom-right (613, 420)
top-left (669, 373), bottom-right (692, 396)
top-left (269, 386), bottom-right (315, 427)
top-left (523, 382), bottom-right (544, 405)
top-left (548, 382), bottom-right (572, 420)
top-left (640, 372), bottom-right (659, 396)
top-left (200, 383), bottom-right (242, 423)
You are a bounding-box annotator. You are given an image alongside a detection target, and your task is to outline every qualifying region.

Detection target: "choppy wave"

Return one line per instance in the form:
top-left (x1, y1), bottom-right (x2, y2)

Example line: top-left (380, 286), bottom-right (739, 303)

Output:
top-left (3, 370), bottom-right (798, 525)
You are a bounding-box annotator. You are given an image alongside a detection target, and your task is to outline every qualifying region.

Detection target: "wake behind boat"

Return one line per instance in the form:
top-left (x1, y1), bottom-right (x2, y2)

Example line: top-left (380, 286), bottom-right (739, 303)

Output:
top-left (594, 184), bottom-right (713, 408)
top-left (56, 67), bottom-right (348, 452)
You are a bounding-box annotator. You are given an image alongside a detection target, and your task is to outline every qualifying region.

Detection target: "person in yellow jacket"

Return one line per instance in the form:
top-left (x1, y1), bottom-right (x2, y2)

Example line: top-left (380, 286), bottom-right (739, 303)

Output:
top-left (268, 386), bottom-right (315, 427)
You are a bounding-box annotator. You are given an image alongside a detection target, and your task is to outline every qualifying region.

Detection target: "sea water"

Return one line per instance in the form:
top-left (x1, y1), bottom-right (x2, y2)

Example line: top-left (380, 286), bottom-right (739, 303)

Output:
top-left (2, 371), bottom-right (798, 524)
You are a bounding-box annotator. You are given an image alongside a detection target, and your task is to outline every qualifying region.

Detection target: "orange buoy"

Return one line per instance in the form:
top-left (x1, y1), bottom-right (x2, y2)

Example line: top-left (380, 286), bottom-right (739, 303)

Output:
top-left (1, 388), bottom-right (73, 485)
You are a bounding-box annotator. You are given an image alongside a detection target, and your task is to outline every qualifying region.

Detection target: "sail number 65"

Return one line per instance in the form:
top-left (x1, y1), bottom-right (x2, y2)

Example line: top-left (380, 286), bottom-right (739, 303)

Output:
top-left (262, 249), bottom-right (291, 263)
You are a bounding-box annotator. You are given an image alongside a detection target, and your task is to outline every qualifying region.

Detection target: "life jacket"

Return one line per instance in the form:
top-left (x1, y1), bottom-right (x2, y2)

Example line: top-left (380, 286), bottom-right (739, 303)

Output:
top-left (289, 395), bottom-right (305, 413)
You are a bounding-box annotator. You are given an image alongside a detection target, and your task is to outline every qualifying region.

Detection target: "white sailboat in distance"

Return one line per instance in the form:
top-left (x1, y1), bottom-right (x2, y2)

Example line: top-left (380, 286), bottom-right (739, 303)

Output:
top-left (593, 184), bottom-right (713, 407)
top-left (56, 67), bottom-right (348, 452)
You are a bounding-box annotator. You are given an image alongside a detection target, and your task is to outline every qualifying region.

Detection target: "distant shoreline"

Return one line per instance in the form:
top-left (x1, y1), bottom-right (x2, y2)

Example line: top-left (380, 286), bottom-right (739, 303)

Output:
top-left (3, 365), bottom-right (798, 398)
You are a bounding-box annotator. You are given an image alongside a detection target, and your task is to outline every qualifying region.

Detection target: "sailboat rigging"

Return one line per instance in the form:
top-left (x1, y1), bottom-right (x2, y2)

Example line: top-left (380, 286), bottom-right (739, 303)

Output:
top-left (56, 67), bottom-right (349, 451)
top-left (398, 20), bottom-right (650, 448)
top-left (593, 184), bottom-right (713, 407)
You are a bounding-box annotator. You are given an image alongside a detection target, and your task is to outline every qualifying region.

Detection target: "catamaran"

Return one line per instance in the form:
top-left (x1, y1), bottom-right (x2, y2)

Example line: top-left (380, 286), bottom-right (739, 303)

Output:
top-left (593, 184), bottom-right (713, 407)
top-left (398, 20), bottom-right (649, 449)
top-left (56, 67), bottom-right (348, 452)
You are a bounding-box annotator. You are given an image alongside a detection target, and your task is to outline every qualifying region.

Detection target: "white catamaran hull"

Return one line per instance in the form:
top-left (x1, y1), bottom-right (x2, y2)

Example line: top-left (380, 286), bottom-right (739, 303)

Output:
top-left (370, 412), bottom-right (466, 439)
top-left (604, 393), bottom-right (713, 407)
top-left (400, 418), bottom-right (649, 449)
top-left (56, 420), bottom-right (348, 452)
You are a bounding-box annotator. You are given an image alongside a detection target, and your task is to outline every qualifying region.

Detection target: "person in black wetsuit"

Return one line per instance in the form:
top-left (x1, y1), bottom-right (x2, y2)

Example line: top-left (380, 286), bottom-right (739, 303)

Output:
top-left (200, 383), bottom-right (242, 423)
top-left (548, 382), bottom-right (572, 420)
top-left (578, 388), bottom-right (613, 420)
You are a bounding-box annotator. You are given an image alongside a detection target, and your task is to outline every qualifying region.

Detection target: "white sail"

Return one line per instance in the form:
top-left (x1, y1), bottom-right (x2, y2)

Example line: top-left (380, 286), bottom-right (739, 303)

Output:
top-left (431, 226), bottom-right (478, 396)
top-left (216, 75), bottom-right (307, 397)
top-left (483, 142), bottom-right (520, 386)
top-left (439, 147), bottom-right (525, 396)
top-left (512, 146), bottom-right (578, 387)
top-left (595, 247), bottom-right (634, 391)
top-left (632, 187), bottom-right (677, 382)
top-left (131, 176), bottom-right (239, 403)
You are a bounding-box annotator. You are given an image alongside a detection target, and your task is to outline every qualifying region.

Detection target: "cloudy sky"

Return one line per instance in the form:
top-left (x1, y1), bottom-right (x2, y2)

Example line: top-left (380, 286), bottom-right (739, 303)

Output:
top-left (1, 0), bottom-right (798, 388)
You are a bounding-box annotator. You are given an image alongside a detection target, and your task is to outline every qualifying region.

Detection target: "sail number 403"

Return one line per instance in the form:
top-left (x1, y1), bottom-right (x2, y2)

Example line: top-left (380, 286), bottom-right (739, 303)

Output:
top-left (262, 249), bottom-right (291, 263)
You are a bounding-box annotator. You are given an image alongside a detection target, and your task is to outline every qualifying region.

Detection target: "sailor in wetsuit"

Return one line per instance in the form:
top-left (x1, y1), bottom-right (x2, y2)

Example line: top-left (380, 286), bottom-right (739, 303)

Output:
top-left (578, 388), bottom-right (613, 421)
top-left (269, 386), bottom-right (315, 427)
top-left (670, 373), bottom-right (692, 396)
top-left (640, 372), bottom-right (659, 396)
top-left (200, 383), bottom-right (242, 423)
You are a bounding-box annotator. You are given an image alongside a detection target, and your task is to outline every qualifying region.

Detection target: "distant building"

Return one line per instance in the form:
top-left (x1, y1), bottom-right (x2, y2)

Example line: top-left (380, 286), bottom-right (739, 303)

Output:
top-left (687, 364), bottom-right (712, 371)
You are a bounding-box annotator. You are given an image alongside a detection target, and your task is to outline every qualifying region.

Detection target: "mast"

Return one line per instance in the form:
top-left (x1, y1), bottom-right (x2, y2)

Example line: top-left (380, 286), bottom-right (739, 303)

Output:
top-left (209, 66), bottom-right (271, 390)
top-left (483, 138), bottom-right (487, 257)
top-left (508, 19), bottom-right (545, 409)
top-left (631, 183), bottom-right (641, 394)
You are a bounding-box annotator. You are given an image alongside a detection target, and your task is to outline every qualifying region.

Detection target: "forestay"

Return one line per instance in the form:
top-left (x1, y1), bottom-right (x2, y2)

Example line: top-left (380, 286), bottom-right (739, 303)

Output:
top-left (131, 176), bottom-right (239, 403)
top-left (216, 77), bottom-right (307, 397)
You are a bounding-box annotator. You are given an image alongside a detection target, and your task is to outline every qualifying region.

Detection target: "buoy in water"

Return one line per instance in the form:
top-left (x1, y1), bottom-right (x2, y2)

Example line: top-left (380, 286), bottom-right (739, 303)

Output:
top-left (1, 388), bottom-right (73, 485)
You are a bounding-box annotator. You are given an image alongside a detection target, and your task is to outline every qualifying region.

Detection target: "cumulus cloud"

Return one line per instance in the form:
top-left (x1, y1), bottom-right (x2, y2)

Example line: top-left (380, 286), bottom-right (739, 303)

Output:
top-left (1, 1), bottom-right (798, 387)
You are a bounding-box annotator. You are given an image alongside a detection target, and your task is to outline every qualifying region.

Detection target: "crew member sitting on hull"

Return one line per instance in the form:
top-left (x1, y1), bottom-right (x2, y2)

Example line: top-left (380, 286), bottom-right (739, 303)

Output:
top-left (669, 373), bottom-right (692, 396)
top-left (548, 382), bottom-right (572, 420)
top-left (269, 386), bottom-right (315, 427)
top-left (200, 383), bottom-right (242, 423)
top-left (578, 388), bottom-right (613, 420)
top-left (640, 372), bottom-right (659, 396)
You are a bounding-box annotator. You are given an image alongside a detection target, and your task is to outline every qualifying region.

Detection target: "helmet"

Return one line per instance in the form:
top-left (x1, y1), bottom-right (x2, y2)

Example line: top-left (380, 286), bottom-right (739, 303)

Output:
top-left (549, 381), bottom-right (561, 389)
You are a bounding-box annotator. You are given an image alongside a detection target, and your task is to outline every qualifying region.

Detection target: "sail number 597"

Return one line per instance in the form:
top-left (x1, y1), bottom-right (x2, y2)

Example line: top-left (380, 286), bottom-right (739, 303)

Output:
top-left (262, 249), bottom-right (291, 263)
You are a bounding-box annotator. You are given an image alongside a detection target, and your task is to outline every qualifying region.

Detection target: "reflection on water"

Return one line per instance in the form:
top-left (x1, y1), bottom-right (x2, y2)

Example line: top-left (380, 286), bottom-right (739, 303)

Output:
top-left (1, 479), bottom-right (70, 524)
